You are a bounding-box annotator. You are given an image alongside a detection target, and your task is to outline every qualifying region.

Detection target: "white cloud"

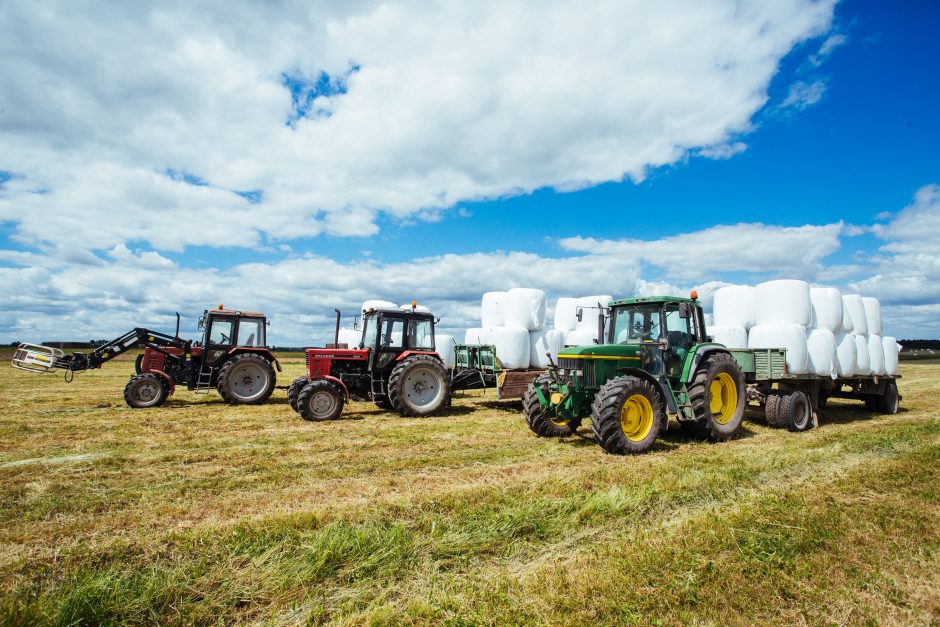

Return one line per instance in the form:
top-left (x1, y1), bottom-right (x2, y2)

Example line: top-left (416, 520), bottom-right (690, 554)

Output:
top-left (0, 0), bottom-right (835, 252)
top-left (696, 142), bottom-right (748, 160)
top-left (780, 79), bottom-right (827, 111)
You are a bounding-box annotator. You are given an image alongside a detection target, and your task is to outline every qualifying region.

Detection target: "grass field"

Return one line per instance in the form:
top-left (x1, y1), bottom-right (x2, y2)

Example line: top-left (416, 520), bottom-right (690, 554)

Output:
top-left (1, 355), bottom-right (938, 625)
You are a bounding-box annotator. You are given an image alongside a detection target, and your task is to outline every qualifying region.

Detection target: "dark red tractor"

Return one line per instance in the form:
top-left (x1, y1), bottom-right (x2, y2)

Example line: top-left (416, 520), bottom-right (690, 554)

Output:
top-left (13, 306), bottom-right (280, 408)
top-left (288, 306), bottom-right (450, 420)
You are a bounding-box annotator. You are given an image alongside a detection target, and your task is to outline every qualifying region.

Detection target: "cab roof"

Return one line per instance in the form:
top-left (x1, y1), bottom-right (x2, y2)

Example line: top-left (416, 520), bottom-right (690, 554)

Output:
top-left (610, 295), bottom-right (698, 307)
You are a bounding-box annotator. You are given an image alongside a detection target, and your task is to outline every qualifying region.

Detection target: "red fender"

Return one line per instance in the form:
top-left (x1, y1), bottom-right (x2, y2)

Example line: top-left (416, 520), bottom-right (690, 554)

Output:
top-left (395, 350), bottom-right (441, 362)
top-left (317, 374), bottom-right (350, 401)
top-left (150, 369), bottom-right (176, 395)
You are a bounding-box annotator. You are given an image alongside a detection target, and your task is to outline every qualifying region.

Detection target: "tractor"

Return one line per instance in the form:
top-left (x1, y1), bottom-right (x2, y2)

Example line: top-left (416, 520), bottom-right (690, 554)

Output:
top-left (12, 306), bottom-right (280, 408)
top-left (523, 294), bottom-right (746, 454)
top-left (288, 305), bottom-right (451, 420)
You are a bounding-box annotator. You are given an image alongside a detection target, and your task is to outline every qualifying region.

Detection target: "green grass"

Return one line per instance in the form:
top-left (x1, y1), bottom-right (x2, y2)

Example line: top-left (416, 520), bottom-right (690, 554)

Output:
top-left (0, 357), bottom-right (937, 625)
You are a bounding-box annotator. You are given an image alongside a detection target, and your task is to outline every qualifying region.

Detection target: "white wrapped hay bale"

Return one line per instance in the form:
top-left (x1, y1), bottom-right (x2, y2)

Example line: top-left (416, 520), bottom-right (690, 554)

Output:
top-left (573, 295), bottom-right (614, 331)
top-left (810, 287), bottom-right (843, 333)
top-left (862, 297), bottom-right (883, 336)
top-left (854, 334), bottom-right (870, 375)
top-left (361, 299), bottom-right (397, 313)
top-left (703, 312), bottom-right (715, 327)
top-left (435, 334), bottom-right (456, 369)
top-left (840, 300), bottom-right (855, 334)
top-left (713, 285), bottom-right (757, 329)
top-left (748, 324), bottom-right (809, 374)
top-left (489, 326), bottom-right (531, 369)
top-left (835, 332), bottom-right (857, 377)
top-left (806, 329), bottom-right (838, 378)
top-left (529, 329), bottom-right (566, 368)
top-left (481, 292), bottom-right (506, 328)
top-left (503, 288), bottom-right (547, 331)
top-left (464, 327), bottom-right (486, 345)
top-left (565, 328), bottom-right (600, 347)
top-left (399, 303), bottom-right (431, 313)
top-left (706, 325), bottom-right (748, 349)
top-left (553, 297), bottom-right (579, 332)
top-left (842, 295), bottom-right (868, 336)
top-left (868, 334), bottom-right (886, 376)
top-left (883, 336), bottom-right (900, 375)
top-left (337, 328), bottom-right (361, 347)
top-left (755, 280), bottom-right (812, 327)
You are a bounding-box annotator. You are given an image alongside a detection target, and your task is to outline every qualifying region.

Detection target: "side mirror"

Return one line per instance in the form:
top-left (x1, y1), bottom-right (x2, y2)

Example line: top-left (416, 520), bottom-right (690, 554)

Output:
top-left (576, 307), bottom-right (583, 322)
top-left (678, 303), bottom-right (692, 319)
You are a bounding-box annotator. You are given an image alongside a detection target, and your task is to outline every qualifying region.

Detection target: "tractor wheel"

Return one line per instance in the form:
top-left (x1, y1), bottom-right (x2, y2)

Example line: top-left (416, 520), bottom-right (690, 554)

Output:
top-left (217, 354), bottom-right (276, 405)
top-left (387, 355), bottom-right (450, 417)
top-left (687, 353), bottom-right (746, 441)
top-left (124, 373), bottom-right (169, 409)
top-left (875, 381), bottom-right (900, 414)
top-left (522, 374), bottom-right (582, 437)
top-left (590, 375), bottom-right (664, 454)
top-left (134, 354), bottom-right (144, 374)
top-left (288, 376), bottom-right (311, 412)
top-left (296, 379), bottom-right (345, 421)
top-left (777, 390), bottom-right (813, 432)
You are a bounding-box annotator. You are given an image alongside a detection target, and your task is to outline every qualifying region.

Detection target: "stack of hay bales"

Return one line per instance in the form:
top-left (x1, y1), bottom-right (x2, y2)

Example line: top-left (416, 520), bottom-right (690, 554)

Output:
top-left (554, 295), bottom-right (613, 347)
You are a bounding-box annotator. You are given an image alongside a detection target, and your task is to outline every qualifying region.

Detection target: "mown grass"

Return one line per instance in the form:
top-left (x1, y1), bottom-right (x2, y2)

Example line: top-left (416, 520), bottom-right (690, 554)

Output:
top-left (0, 356), bottom-right (937, 625)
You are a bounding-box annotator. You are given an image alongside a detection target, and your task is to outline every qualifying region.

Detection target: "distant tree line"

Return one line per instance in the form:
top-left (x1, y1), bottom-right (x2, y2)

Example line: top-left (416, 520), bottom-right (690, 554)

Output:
top-left (898, 339), bottom-right (940, 350)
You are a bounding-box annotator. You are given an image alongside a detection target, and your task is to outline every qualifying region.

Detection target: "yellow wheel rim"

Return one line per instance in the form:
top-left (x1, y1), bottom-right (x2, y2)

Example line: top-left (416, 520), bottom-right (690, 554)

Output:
top-left (620, 393), bottom-right (654, 441)
top-left (709, 372), bottom-right (738, 425)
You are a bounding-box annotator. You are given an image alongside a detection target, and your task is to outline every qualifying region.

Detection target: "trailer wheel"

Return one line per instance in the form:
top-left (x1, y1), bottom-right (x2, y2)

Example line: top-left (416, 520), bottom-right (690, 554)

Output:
top-left (296, 380), bottom-right (344, 421)
top-left (387, 355), bottom-right (450, 417)
top-left (764, 392), bottom-right (784, 427)
top-left (864, 396), bottom-right (878, 412)
top-left (590, 375), bottom-right (663, 454)
top-left (687, 353), bottom-right (746, 441)
top-left (875, 381), bottom-right (899, 414)
top-left (523, 374), bottom-right (582, 437)
top-left (217, 354), bottom-right (276, 404)
top-left (124, 373), bottom-right (169, 408)
top-left (778, 390), bottom-right (813, 432)
top-left (288, 376), bottom-right (310, 411)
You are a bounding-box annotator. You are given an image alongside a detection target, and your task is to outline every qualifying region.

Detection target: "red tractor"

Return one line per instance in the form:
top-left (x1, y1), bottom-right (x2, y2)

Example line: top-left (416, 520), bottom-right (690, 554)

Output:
top-left (13, 306), bottom-right (280, 408)
top-left (288, 306), bottom-right (451, 420)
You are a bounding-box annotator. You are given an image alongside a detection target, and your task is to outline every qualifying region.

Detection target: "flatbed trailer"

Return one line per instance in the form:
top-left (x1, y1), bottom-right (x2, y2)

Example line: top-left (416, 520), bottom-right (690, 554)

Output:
top-left (451, 344), bottom-right (545, 400)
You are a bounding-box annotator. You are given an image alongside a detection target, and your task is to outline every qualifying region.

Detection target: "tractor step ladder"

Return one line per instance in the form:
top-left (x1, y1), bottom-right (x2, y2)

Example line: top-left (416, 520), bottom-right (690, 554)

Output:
top-left (194, 366), bottom-right (214, 394)
top-left (370, 377), bottom-right (385, 402)
top-left (12, 343), bottom-right (64, 373)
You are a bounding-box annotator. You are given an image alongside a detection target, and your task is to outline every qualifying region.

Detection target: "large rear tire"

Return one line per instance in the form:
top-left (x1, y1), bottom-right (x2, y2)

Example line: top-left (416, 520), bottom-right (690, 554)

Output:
top-left (522, 374), bottom-right (582, 437)
top-left (288, 376), bottom-right (310, 411)
top-left (217, 354), bottom-right (276, 404)
top-left (387, 355), bottom-right (450, 417)
top-left (590, 375), bottom-right (664, 455)
top-left (687, 352), bottom-right (746, 441)
top-left (124, 373), bottom-right (169, 408)
top-left (875, 381), bottom-right (899, 414)
top-left (296, 379), bottom-right (345, 421)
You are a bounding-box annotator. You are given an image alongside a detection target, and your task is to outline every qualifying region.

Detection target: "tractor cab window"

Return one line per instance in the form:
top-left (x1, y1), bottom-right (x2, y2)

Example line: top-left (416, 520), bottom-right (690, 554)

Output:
top-left (362, 315), bottom-right (377, 349)
top-left (664, 305), bottom-right (694, 350)
top-left (379, 318), bottom-right (404, 349)
top-left (611, 305), bottom-right (663, 344)
top-left (408, 318), bottom-right (434, 350)
top-left (209, 318), bottom-right (235, 345)
top-left (238, 318), bottom-right (264, 347)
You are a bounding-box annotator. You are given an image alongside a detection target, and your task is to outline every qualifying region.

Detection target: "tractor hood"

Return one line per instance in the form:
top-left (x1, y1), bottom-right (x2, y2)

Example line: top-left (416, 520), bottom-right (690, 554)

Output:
top-left (557, 343), bottom-right (646, 359)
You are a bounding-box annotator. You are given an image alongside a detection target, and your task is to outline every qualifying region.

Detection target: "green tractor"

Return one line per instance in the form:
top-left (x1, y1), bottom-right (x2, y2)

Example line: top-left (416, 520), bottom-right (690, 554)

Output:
top-left (523, 294), bottom-right (745, 454)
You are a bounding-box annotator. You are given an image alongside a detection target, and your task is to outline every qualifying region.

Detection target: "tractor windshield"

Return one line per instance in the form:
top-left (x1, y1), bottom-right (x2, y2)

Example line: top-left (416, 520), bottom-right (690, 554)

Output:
top-left (610, 304), bottom-right (663, 344)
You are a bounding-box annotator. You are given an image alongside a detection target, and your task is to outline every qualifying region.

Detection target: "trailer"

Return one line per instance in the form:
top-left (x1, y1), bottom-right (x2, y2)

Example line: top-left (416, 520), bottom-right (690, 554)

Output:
top-left (451, 344), bottom-right (546, 399)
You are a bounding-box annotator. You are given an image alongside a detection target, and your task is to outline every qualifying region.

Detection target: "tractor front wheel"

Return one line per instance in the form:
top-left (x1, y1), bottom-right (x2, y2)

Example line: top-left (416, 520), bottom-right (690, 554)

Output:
top-left (124, 373), bottom-right (169, 408)
top-left (590, 375), bottom-right (664, 454)
top-left (387, 355), bottom-right (450, 417)
top-left (217, 354), bottom-right (276, 405)
top-left (134, 354), bottom-right (145, 374)
top-left (522, 374), bottom-right (582, 437)
top-left (296, 379), bottom-right (345, 421)
top-left (687, 352), bottom-right (746, 441)
top-left (288, 376), bottom-right (310, 411)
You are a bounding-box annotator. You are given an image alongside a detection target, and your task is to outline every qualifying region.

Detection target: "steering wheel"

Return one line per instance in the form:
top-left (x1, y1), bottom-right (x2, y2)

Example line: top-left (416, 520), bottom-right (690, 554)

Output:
top-left (632, 322), bottom-right (652, 339)
top-left (219, 333), bottom-right (230, 344)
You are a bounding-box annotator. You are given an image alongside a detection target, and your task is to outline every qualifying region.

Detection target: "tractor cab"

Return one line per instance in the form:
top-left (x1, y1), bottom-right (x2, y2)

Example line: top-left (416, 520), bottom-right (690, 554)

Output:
top-left (360, 308), bottom-right (437, 374)
top-left (198, 306), bottom-right (268, 366)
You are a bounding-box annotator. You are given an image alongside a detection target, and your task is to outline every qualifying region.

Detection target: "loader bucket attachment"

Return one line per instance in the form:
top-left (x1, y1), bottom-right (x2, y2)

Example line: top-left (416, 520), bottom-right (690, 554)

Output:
top-left (12, 343), bottom-right (64, 373)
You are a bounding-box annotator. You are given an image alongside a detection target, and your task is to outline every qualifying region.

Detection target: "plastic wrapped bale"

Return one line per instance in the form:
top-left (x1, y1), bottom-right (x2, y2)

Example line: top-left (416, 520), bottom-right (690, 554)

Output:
top-left (361, 299), bottom-right (397, 314)
top-left (503, 288), bottom-right (547, 331)
top-left (755, 280), bottom-right (812, 327)
top-left (713, 285), bottom-right (757, 329)
top-left (806, 329), bottom-right (838, 378)
top-left (564, 328), bottom-right (600, 347)
top-left (748, 324), bottom-right (809, 374)
top-left (883, 336), bottom-right (900, 375)
top-left (573, 295), bottom-right (613, 332)
top-left (842, 295), bottom-right (868, 336)
top-left (529, 329), bottom-right (565, 368)
top-left (481, 292), bottom-right (506, 328)
top-left (705, 325), bottom-right (748, 348)
top-left (337, 328), bottom-right (361, 347)
top-left (862, 297), bottom-right (883, 336)
top-left (835, 332), bottom-right (857, 377)
top-left (464, 328), bottom-right (485, 344)
top-left (435, 334), bottom-right (457, 369)
top-left (399, 303), bottom-right (431, 313)
top-left (553, 297), bottom-right (579, 332)
top-left (810, 287), bottom-right (843, 333)
top-left (489, 326), bottom-right (531, 369)
top-left (840, 298), bottom-right (855, 334)
top-left (868, 334), bottom-right (886, 376)
top-left (703, 312), bottom-right (715, 327)
top-left (854, 334), bottom-right (870, 375)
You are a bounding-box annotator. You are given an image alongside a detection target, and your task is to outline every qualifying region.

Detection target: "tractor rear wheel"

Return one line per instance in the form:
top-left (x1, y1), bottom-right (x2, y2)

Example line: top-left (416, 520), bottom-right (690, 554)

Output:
top-left (875, 381), bottom-right (899, 414)
top-left (387, 355), bottom-right (450, 417)
top-left (217, 354), bottom-right (275, 404)
top-left (296, 379), bottom-right (345, 421)
top-left (590, 375), bottom-right (663, 454)
top-left (124, 373), bottom-right (169, 408)
top-left (778, 390), bottom-right (813, 432)
top-left (522, 374), bottom-right (582, 437)
top-left (687, 352), bottom-right (746, 441)
top-left (288, 376), bottom-right (310, 411)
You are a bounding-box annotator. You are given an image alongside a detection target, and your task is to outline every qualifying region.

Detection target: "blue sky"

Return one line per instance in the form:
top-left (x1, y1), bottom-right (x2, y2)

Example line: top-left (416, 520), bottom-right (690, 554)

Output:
top-left (1, 0), bottom-right (938, 344)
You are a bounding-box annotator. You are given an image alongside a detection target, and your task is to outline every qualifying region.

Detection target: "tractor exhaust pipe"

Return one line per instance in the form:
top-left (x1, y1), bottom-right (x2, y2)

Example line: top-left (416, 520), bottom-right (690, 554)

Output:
top-left (334, 309), bottom-right (341, 345)
top-left (175, 312), bottom-right (181, 338)
top-left (597, 302), bottom-right (605, 345)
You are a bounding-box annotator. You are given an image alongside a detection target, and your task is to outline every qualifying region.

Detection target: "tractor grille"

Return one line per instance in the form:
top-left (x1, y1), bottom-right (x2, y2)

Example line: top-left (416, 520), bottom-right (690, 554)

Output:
top-left (557, 357), bottom-right (583, 370)
top-left (583, 360), bottom-right (597, 388)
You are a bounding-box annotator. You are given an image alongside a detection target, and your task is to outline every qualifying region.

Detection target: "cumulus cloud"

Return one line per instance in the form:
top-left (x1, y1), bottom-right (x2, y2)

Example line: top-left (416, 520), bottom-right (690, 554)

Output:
top-left (0, 0), bottom-right (835, 251)
top-left (779, 79), bottom-right (828, 111)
